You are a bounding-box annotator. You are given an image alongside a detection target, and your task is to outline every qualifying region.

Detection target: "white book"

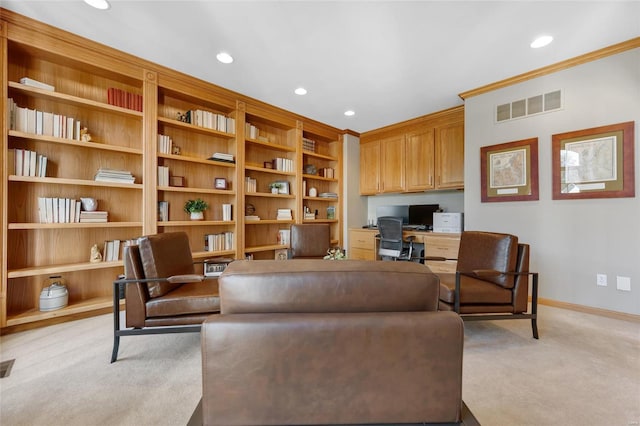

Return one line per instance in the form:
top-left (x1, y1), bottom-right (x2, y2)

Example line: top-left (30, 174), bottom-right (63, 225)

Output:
top-left (69, 199), bottom-right (76, 223)
top-left (75, 202), bottom-right (81, 223)
top-left (29, 150), bottom-right (37, 177)
top-left (39, 156), bottom-right (48, 177)
top-left (15, 148), bottom-right (23, 176)
top-left (113, 240), bottom-right (121, 261)
top-left (75, 121), bottom-right (81, 141)
top-left (52, 114), bottom-right (60, 138)
top-left (35, 110), bottom-right (43, 135)
top-left (66, 117), bottom-right (74, 140)
top-left (45, 198), bottom-right (54, 223)
top-left (20, 77), bottom-right (55, 92)
top-left (26, 108), bottom-right (36, 134)
top-left (58, 198), bottom-right (65, 223)
top-left (38, 197), bottom-right (46, 223)
top-left (43, 112), bottom-right (54, 136)
top-left (52, 198), bottom-right (59, 223)
top-left (65, 198), bottom-right (71, 223)
top-left (22, 150), bottom-right (31, 176)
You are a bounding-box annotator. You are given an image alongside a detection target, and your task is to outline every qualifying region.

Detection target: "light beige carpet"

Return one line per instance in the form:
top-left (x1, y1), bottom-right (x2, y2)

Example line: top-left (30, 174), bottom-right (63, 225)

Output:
top-left (1, 304), bottom-right (639, 426)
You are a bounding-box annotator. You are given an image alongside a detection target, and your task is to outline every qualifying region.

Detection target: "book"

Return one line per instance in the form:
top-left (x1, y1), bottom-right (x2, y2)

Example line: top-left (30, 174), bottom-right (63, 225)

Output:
top-left (158, 201), bottom-right (169, 221)
top-left (20, 77), bottom-right (55, 92)
top-left (222, 204), bottom-right (232, 222)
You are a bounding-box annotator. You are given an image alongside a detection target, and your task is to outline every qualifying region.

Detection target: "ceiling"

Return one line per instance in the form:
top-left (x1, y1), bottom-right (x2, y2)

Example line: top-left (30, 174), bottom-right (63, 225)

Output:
top-left (3, 1), bottom-right (639, 133)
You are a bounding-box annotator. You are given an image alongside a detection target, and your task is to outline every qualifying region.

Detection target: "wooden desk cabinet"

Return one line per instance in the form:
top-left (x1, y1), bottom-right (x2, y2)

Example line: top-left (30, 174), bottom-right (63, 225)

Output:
top-left (348, 229), bottom-right (460, 273)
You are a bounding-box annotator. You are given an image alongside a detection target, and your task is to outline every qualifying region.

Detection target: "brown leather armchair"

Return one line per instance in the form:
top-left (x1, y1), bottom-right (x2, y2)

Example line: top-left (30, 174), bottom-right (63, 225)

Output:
top-left (289, 223), bottom-right (331, 259)
top-left (111, 232), bottom-right (220, 362)
top-left (200, 259), bottom-right (469, 425)
top-left (438, 231), bottom-right (539, 338)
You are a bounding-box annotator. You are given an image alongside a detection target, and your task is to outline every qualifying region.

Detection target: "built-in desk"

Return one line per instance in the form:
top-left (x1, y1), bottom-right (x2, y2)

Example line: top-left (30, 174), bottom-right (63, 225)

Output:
top-left (348, 228), bottom-right (461, 273)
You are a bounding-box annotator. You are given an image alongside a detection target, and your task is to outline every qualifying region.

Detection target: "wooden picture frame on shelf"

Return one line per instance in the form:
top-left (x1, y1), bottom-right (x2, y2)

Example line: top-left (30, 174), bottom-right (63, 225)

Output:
top-left (480, 137), bottom-right (539, 202)
top-left (170, 176), bottom-right (185, 187)
top-left (214, 177), bottom-right (227, 190)
top-left (552, 121), bottom-right (635, 200)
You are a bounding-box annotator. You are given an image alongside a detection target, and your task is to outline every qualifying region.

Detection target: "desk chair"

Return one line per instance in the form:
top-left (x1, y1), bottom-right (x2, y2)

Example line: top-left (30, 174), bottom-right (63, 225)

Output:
top-left (376, 216), bottom-right (415, 261)
top-left (289, 223), bottom-right (331, 259)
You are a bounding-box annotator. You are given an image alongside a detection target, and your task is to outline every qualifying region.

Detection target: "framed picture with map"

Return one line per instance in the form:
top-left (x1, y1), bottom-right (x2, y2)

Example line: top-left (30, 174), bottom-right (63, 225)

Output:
top-left (552, 121), bottom-right (634, 200)
top-left (481, 138), bottom-right (539, 202)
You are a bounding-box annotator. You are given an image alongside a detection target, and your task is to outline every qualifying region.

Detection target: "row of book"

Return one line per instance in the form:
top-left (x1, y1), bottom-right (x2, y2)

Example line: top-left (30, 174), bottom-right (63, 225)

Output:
top-left (157, 134), bottom-right (174, 154)
top-left (245, 122), bottom-right (260, 140)
top-left (318, 167), bottom-right (336, 178)
top-left (10, 148), bottom-right (47, 177)
top-left (245, 177), bottom-right (257, 193)
top-left (8, 98), bottom-right (83, 140)
top-left (183, 109), bottom-right (236, 134)
top-left (101, 239), bottom-right (137, 262)
top-left (37, 197), bottom-right (108, 224)
top-left (94, 168), bottom-right (135, 184)
top-left (272, 157), bottom-right (295, 172)
top-left (107, 87), bottom-right (143, 112)
top-left (204, 232), bottom-right (234, 252)
top-left (302, 137), bottom-right (316, 152)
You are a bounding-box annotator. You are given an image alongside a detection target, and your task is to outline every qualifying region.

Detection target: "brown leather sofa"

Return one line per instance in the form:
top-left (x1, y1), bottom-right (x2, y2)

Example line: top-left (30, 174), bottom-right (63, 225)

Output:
top-left (200, 259), bottom-right (465, 425)
top-left (289, 223), bottom-right (331, 258)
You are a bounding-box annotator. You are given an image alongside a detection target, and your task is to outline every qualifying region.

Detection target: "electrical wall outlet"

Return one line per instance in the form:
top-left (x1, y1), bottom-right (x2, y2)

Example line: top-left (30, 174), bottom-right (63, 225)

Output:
top-left (616, 276), bottom-right (631, 291)
top-left (596, 274), bottom-right (608, 287)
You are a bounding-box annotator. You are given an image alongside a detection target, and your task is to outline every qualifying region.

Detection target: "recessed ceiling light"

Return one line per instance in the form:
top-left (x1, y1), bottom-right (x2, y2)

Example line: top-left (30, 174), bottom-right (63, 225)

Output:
top-left (216, 52), bottom-right (234, 64)
top-left (531, 35), bottom-right (553, 49)
top-left (294, 87), bottom-right (307, 95)
top-left (344, 110), bottom-right (355, 117)
top-left (84, 0), bottom-right (110, 10)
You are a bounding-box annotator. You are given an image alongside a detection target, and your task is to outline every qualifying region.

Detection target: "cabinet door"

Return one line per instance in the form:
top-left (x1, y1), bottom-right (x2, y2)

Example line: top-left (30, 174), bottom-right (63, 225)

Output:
top-left (435, 122), bottom-right (464, 189)
top-left (380, 135), bottom-right (406, 193)
top-left (359, 140), bottom-right (380, 195)
top-left (405, 129), bottom-right (435, 192)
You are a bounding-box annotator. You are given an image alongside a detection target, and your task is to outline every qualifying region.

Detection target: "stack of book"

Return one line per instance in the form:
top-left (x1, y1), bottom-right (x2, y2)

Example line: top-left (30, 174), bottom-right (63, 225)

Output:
top-left (80, 211), bottom-right (108, 223)
top-left (208, 152), bottom-right (235, 163)
top-left (245, 177), bottom-right (257, 193)
top-left (94, 168), bottom-right (135, 184)
top-left (157, 166), bottom-right (170, 186)
top-left (302, 137), bottom-right (316, 152)
top-left (183, 109), bottom-right (235, 134)
top-left (276, 208), bottom-right (292, 220)
top-left (273, 157), bottom-right (294, 172)
top-left (20, 77), bottom-right (55, 92)
top-left (222, 204), bottom-right (232, 222)
top-left (245, 215), bottom-right (260, 221)
top-left (319, 192), bottom-right (338, 198)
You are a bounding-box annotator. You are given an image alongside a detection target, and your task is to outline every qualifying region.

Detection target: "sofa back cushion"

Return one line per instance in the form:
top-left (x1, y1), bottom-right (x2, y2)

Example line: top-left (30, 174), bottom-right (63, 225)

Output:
top-left (456, 231), bottom-right (518, 288)
top-left (219, 259), bottom-right (439, 314)
top-left (138, 232), bottom-right (195, 298)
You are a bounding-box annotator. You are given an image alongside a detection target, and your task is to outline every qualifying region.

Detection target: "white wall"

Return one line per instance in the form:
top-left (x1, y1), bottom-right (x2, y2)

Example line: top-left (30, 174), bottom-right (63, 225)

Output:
top-left (464, 49), bottom-right (640, 315)
top-left (342, 133), bottom-right (368, 250)
top-left (365, 191), bottom-right (464, 225)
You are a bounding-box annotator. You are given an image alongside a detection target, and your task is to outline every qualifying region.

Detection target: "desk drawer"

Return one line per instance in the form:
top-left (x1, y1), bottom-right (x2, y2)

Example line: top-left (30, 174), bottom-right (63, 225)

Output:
top-left (424, 235), bottom-right (460, 259)
top-left (349, 247), bottom-right (376, 261)
top-left (349, 230), bottom-right (376, 250)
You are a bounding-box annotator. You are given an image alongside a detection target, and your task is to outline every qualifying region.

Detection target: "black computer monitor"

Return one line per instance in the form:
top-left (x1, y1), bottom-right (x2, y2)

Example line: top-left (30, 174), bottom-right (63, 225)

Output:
top-left (375, 205), bottom-right (409, 225)
top-left (408, 204), bottom-right (440, 229)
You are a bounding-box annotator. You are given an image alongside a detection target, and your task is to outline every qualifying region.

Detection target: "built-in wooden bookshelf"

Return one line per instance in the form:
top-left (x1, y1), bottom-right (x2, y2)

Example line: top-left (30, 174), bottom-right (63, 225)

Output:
top-left (0, 9), bottom-right (344, 330)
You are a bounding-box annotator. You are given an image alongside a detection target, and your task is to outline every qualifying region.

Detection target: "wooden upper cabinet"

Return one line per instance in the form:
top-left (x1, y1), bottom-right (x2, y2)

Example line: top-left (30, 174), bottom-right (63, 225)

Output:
top-left (435, 121), bottom-right (464, 189)
top-left (359, 140), bottom-right (381, 195)
top-left (405, 129), bottom-right (435, 192)
top-left (380, 135), bottom-right (406, 193)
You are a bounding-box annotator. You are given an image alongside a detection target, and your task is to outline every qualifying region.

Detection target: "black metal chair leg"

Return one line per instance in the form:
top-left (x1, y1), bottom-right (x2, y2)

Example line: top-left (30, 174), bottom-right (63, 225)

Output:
top-left (532, 318), bottom-right (539, 339)
top-left (111, 279), bottom-right (122, 363)
top-left (111, 335), bottom-right (120, 363)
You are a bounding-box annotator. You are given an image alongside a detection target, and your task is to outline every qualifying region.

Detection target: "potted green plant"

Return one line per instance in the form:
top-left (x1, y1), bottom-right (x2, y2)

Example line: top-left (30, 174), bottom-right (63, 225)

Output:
top-left (184, 198), bottom-right (208, 220)
top-left (269, 182), bottom-right (282, 194)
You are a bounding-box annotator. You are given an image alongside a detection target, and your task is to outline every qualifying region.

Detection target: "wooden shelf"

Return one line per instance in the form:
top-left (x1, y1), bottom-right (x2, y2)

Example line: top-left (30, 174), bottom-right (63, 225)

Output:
top-left (9, 81), bottom-right (143, 118)
top-left (245, 192), bottom-right (295, 199)
top-left (9, 222), bottom-right (142, 230)
top-left (302, 173), bottom-right (338, 182)
top-left (8, 131), bottom-right (143, 155)
top-left (303, 219), bottom-right (339, 224)
top-left (245, 219), bottom-right (294, 225)
top-left (302, 150), bottom-right (338, 161)
top-left (157, 186), bottom-right (234, 195)
top-left (303, 196), bottom-right (338, 202)
top-left (158, 220), bottom-right (235, 227)
top-left (8, 260), bottom-right (123, 279)
top-left (6, 296), bottom-right (120, 327)
top-left (158, 152), bottom-right (236, 167)
top-left (245, 138), bottom-right (296, 152)
top-left (192, 250), bottom-right (235, 259)
top-left (245, 164), bottom-right (296, 176)
top-left (244, 244), bottom-right (289, 254)
top-left (9, 175), bottom-right (143, 189)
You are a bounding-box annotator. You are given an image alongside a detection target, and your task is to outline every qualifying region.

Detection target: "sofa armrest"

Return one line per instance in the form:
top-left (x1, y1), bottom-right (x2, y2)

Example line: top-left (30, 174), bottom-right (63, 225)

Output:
top-left (201, 311), bottom-right (463, 425)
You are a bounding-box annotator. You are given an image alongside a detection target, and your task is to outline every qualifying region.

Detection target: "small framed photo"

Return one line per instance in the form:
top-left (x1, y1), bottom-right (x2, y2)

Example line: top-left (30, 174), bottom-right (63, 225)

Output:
top-left (214, 177), bottom-right (227, 190)
top-left (275, 180), bottom-right (290, 195)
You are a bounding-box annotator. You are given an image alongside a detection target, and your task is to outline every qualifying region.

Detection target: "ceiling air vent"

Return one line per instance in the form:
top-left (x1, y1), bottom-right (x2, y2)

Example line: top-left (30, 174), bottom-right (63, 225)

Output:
top-left (496, 89), bottom-right (562, 123)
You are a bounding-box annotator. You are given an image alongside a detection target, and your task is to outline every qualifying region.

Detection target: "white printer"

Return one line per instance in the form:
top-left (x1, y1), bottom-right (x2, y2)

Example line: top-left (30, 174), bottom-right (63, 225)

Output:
top-left (433, 212), bottom-right (463, 233)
